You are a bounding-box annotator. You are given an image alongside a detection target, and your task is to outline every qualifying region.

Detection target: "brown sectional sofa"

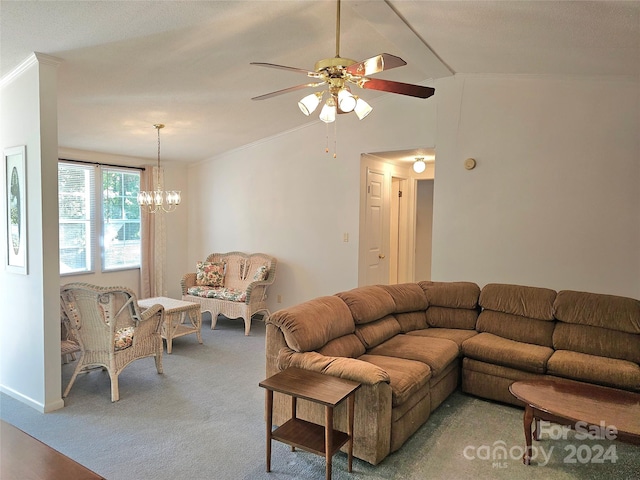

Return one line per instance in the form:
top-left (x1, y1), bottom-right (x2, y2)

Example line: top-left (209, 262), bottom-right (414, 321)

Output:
top-left (265, 281), bottom-right (640, 465)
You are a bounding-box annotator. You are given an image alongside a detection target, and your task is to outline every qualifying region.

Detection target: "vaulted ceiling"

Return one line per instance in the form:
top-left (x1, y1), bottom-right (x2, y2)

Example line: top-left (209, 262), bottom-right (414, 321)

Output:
top-left (2, 1), bottom-right (638, 164)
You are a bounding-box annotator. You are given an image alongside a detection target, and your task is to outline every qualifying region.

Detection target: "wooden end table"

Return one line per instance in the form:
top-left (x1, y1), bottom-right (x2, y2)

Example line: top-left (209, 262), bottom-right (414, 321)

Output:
top-left (259, 367), bottom-right (361, 480)
top-left (138, 296), bottom-right (202, 354)
top-left (510, 379), bottom-right (640, 465)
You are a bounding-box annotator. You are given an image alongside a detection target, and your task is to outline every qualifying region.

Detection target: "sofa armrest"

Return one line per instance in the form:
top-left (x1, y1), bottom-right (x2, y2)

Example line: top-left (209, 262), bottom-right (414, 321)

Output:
top-left (277, 347), bottom-right (390, 386)
top-left (181, 273), bottom-right (197, 295)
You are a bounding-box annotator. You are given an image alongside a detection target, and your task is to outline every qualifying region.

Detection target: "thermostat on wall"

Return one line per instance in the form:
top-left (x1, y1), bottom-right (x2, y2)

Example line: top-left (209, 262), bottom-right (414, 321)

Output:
top-left (464, 158), bottom-right (477, 170)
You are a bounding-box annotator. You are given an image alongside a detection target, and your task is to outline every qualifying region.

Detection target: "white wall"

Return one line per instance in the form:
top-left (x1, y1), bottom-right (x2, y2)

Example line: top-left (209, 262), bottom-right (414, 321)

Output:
top-left (188, 91), bottom-right (437, 309)
top-left (432, 74), bottom-right (640, 298)
top-left (0, 54), bottom-right (62, 412)
top-left (415, 180), bottom-right (434, 281)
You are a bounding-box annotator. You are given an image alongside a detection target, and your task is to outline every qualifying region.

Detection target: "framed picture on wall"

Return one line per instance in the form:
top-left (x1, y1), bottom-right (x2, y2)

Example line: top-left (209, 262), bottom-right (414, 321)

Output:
top-left (4, 145), bottom-right (28, 274)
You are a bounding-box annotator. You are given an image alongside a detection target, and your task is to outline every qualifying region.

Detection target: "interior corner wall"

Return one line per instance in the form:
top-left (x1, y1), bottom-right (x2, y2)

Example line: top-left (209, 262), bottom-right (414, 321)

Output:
top-left (0, 55), bottom-right (62, 412)
top-left (161, 163), bottom-right (189, 299)
top-left (432, 74), bottom-right (640, 298)
top-left (187, 91), bottom-right (436, 309)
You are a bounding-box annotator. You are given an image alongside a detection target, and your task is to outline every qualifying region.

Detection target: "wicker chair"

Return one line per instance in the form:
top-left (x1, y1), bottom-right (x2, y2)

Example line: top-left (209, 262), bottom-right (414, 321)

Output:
top-left (60, 303), bottom-right (81, 364)
top-left (60, 283), bottom-right (164, 402)
top-left (181, 252), bottom-right (277, 335)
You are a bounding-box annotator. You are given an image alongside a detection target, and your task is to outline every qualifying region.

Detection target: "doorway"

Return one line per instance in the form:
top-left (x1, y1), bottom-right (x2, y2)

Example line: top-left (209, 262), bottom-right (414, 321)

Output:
top-left (358, 149), bottom-right (435, 286)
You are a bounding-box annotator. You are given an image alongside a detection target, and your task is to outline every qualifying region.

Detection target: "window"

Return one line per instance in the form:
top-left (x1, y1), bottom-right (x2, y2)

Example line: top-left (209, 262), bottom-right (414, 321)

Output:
top-left (102, 168), bottom-right (141, 270)
top-left (58, 162), bottom-right (141, 274)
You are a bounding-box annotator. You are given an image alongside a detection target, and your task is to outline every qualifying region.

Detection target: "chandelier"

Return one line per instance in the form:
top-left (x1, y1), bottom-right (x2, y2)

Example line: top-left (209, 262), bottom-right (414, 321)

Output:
top-left (137, 124), bottom-right (181, 213)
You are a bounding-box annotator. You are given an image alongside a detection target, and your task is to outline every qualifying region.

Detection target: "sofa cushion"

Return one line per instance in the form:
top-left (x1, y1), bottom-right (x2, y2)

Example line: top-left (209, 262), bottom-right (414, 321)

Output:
top-left (195, 261), bottom-right (225, 287)
top-left (552, 323), bottom-right (640, 364)
top-left (547, 350), bottom-right (640, 392)
top-left (368, 334), bottom-right (459, 377)
top-left (479, 283), bottom-right (556, 320)
top-left (419, 281), bottom-right (480, 309)
top-left (187, 286), bottom-right (246, 302)
top-left (268, 296), bottom-right (354, 352)
top-left (476, 310), bottom-right (555, 347)
top-left (407, 328), bottom-right (478, 350)
top-left (336, 285), bottom-right (396, 324)
top-left (426, 307), bottom-right (478, 330)
top-left (461, 332), bottom-right (554, 374)
top-left (358, 354), bottom-right (432, 406)
top-left (355, 315), bottom-right (402, 349)
top-left (554, 290), bottom-right (640, 334)
top-left (317, 334), bottom-right (366, 358)
top-left (394, 312), bottom-right (428, 333)
top-left (391, 383), bottom-right (430, 423)
top-left (380, 283), bottom-right (428, 313)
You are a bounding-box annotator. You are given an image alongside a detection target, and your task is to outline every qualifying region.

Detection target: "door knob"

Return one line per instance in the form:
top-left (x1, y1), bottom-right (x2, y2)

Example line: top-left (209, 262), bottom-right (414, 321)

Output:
top-left (378, 254), bottom-right (385, 259)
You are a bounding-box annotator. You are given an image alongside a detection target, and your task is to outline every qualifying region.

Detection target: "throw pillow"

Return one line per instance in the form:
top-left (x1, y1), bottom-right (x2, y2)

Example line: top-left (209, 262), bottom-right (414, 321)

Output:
top-left (196, 261), bottom-right (225, 287)
top-left (114, 326), bottom-right (135, 351)
top-left (253, 265), bottom-right (269, 281)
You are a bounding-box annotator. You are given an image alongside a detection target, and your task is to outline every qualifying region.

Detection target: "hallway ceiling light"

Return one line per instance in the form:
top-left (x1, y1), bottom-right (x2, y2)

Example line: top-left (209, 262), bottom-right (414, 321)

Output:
top-left (137, 124), bottom-right (181, 213)
top-left (413, 157), bottom-right (426, 174)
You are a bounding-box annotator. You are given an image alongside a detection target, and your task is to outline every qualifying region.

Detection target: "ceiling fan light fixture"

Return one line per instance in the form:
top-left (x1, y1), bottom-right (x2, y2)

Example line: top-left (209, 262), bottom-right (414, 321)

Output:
top-left (298, 92), bottom-right (323, 115)
top-left (354, 97), bottom-right (373, 120)
top-left (413, 157), bottom-right (426, 174)
top-left (337, 87), bottom-right (356, 113)
top-left (319, 98), bottom-right (337, 123)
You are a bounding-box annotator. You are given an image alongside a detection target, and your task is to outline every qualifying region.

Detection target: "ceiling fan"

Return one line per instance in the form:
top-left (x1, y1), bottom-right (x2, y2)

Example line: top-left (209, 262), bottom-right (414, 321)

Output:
top-left (250, 0), bottom-right (435, 123)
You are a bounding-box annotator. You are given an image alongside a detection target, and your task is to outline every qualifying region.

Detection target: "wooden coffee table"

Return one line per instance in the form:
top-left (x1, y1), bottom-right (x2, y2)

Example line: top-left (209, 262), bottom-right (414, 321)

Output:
top-left (259, 367), bottom-right (361, 480)
top-left (509, 379), bottom-right (640, 465)
top-left (138, 296), bottom-right (202, 353)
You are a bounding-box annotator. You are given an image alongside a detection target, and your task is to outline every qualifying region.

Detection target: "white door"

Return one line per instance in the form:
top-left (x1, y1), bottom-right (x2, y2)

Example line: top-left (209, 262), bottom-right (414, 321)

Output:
top-left (365, 169), bottom-right (387, 285)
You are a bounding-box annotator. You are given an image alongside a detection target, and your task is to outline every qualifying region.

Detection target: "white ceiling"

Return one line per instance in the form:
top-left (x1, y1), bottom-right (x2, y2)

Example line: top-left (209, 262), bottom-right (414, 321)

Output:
top-left (1, 0), bottom-right (639, 165)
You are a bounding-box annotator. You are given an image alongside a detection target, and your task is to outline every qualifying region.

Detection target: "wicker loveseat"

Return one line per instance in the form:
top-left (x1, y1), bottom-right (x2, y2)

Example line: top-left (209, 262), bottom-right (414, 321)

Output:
top-left (181, 252), bottom-right (276, 335)
top-left (265, 281), bottom-right (640, 465)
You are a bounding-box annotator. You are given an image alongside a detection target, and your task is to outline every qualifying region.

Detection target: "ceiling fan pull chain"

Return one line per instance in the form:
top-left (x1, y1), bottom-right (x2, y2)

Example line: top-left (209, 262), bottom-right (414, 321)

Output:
top-left (325, 122), bottom-right (330, 154)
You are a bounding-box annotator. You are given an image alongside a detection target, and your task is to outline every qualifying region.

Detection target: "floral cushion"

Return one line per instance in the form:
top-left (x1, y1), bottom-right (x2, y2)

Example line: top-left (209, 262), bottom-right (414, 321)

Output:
top-left (114, 326), bottom-right (135, 351)
top-left (253, 265), bottom-right (269, 281)
top-left (196, 261), bottom-right (225, 287)
top-left (187, 286), bottom-right (247, 303)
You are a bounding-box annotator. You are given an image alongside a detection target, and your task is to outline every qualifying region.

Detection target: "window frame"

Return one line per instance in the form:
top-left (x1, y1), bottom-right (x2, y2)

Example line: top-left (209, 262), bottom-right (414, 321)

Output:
top-left (100, 166), bottom-right (142, 273)
top-left (58, 160), bottom-right (142, 276)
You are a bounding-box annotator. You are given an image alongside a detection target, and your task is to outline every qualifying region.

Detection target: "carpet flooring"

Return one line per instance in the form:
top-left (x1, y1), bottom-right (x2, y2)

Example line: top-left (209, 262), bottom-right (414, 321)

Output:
top-left (1, 314), bottom-right (638, 480)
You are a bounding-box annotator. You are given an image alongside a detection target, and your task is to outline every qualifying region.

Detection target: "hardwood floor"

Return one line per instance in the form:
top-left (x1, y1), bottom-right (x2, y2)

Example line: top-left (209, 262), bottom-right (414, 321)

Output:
top-left (1, 420), bottom-right (104, 480)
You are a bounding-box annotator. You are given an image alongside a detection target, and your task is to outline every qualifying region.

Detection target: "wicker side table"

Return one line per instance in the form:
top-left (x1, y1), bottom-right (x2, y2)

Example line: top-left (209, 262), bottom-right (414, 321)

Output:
top-left (138, 297), bottom-right (203, 353)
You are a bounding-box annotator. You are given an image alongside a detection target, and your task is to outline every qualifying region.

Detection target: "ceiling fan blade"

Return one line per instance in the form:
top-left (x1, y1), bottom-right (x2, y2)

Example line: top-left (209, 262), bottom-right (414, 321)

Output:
top-left (251, 82), bottom-right (326, 101)
top-left (250, 62), bottom-right (318, 77)
top-left (346, 53), bottom-right (406, 77)
top-left (359, 78), bottom-right (435, 99)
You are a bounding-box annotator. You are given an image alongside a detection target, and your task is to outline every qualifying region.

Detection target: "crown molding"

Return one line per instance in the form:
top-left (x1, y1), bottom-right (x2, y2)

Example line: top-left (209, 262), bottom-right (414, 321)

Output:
top-left (1, 52), bottom-right (62, 88)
